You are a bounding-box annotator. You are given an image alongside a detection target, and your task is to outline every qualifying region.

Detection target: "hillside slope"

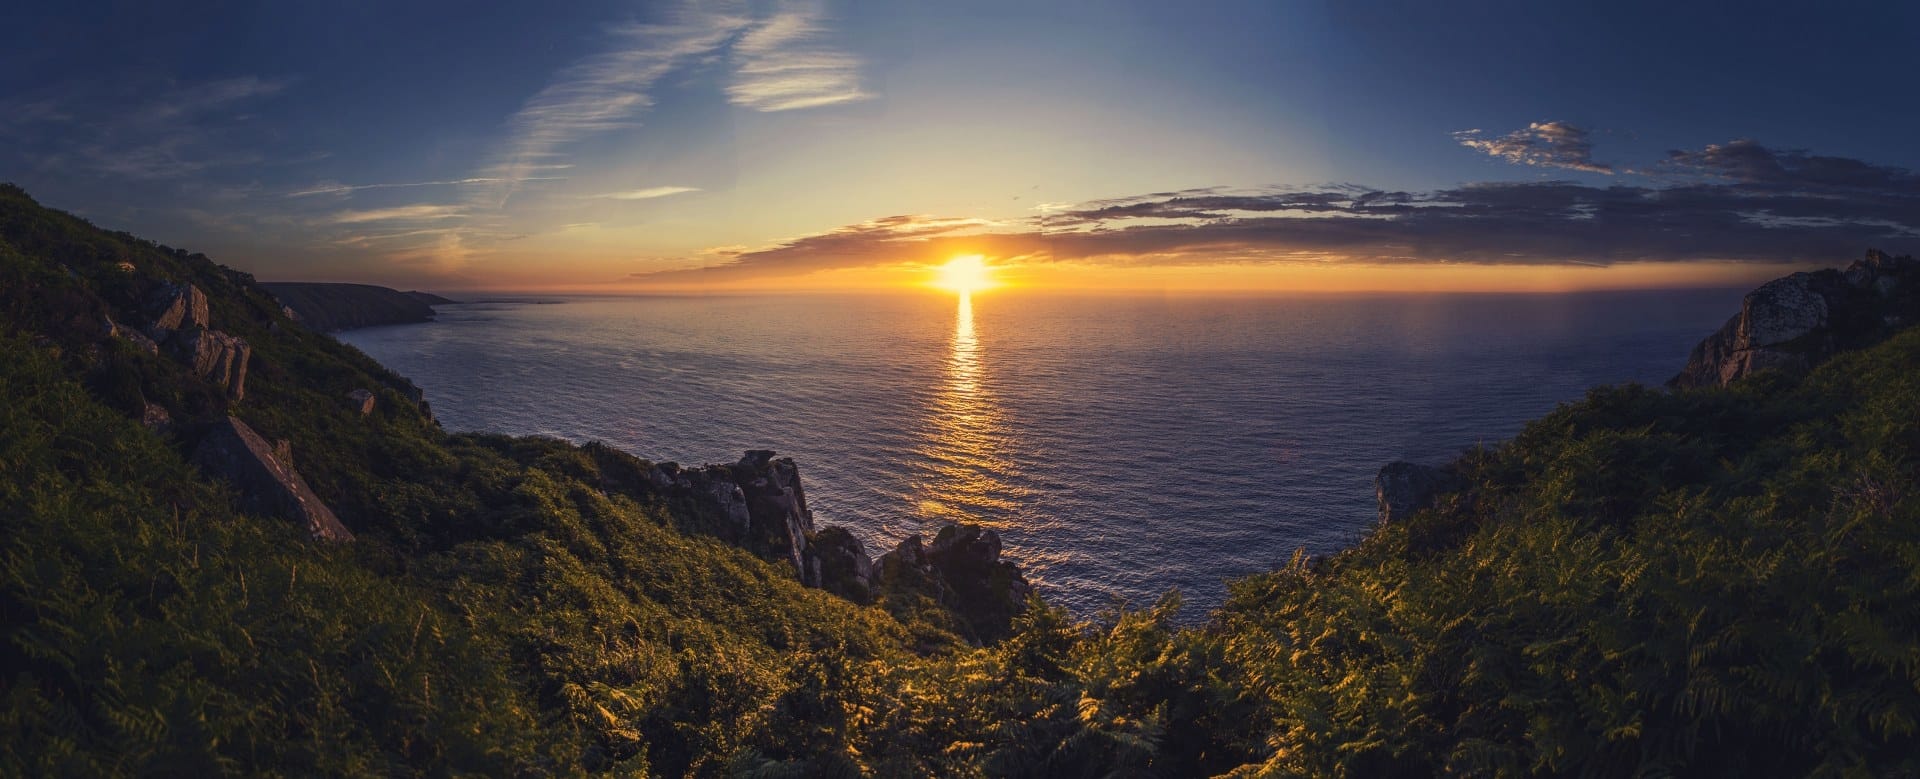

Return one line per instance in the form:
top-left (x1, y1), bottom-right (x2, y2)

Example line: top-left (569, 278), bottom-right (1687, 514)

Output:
top-left (5, 182), bottom-right (1919, 776)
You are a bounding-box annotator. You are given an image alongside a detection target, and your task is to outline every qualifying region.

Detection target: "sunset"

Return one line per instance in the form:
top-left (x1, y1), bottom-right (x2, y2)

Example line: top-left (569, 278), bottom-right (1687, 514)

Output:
top-left (6, 2), bottom-right (1920, 776)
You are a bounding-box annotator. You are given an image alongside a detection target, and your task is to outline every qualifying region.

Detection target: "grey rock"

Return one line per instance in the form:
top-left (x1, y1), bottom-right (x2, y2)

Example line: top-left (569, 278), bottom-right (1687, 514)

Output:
top-left (1736, 273), bottom-right (1831, 349)
top-left (704, 479), bottom-right (752, 534)
top-left (1672, 249), bottom-right (1920, 388)
top-left (875, 523), bottom-right (1035, 643)
top-left (170, 328), bottom-right (250, 400)
top-left (191, 416), bottom-right (352, 542)
top-left (807, 527), bottom-right (875, 603)
top-left (145, 282), bottom-right (210, 333)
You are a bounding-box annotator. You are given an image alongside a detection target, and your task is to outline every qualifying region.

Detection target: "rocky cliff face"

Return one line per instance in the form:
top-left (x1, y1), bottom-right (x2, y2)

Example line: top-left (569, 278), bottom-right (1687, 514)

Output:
top-left (644, 450), bottom-right (818, 575)
top-left (1671, 249), bottom-right (1919, 388)
top-left (597, 446), bottom-right (1028, 632)
top-left (261, 282), bottom-right (451, 332)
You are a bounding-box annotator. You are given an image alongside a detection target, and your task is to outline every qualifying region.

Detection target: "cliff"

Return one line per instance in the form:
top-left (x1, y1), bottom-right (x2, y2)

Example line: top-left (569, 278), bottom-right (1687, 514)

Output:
top-left (1669, 249), bottom-right (1919, 388)
top-left (260, 281), bottom-right (453, 332)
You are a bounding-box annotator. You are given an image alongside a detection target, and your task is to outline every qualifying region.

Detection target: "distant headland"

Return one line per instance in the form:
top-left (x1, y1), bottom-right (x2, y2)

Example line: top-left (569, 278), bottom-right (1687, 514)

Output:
top-left (260, 281), bottom-right (458, 332)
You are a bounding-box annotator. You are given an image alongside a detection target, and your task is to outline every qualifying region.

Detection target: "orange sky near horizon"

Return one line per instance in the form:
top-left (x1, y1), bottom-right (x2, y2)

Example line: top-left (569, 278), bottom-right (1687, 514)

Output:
top-left (430, 256), bottom-right (1823, 296)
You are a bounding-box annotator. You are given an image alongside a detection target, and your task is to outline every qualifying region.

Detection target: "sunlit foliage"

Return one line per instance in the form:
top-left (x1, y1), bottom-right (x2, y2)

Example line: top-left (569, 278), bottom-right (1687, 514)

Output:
top-left (5, 182), bottom-right (1919, 775)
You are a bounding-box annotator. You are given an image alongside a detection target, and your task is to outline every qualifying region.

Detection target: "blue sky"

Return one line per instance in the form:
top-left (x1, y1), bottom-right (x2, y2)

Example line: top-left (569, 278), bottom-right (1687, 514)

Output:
top-left (3, 1), bottom-right (1918, 290)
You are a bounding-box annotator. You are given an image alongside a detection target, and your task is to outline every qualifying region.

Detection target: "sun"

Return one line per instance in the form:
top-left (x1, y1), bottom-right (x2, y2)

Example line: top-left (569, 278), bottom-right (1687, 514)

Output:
top-left (932, 255), bottom-right (998, 293)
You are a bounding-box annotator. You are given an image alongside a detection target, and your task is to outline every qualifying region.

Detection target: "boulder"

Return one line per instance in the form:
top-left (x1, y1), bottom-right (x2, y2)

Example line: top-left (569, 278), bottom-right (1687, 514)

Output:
top-left (347, 388), bottom-right (375, 416)
top-left (145, 282), bottom-right (210, 333)
top-left (170, 328), bottom-right (250, 400)
top-left (191, 416), bottom-right (352, 542)
top-left (1375, 461), bottom-right (1455, 524)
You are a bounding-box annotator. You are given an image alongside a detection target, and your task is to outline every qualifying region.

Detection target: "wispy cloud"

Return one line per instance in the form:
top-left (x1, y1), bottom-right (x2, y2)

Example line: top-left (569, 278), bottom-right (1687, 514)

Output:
top-left (329, 204), bottom-right (467, 224)
top-left (135, 76), bottom-right (287, 124)
top-left (476, 0), bottom-right (872, 209)
top-left (288, 177), bottom-right (566, 198)
top-left (0, 76), bottom-right (292, 180)
top-left (590, 186), bottom-right (701, 200)
top-left (727, 1), bottom-right (874, 112)
top-left (1455, 121), bottom-right (1613, 174)
top-left (477, 4), bottom-right (750, 207)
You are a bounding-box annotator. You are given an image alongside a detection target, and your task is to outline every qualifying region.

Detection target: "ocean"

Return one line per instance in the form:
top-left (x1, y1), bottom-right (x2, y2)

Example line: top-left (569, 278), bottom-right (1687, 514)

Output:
top-left (342, 288), bottom-right (1742, 615)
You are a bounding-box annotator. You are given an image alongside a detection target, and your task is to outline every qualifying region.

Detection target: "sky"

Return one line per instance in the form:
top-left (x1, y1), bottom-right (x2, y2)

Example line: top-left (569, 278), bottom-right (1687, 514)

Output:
top-left (3, 0), bottom-right (1919, 293)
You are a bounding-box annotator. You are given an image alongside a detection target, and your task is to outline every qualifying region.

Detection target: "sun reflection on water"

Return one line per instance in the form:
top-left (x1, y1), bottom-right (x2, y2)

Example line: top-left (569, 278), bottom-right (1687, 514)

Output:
top-left (912, 292), bottom-right (1022, 524)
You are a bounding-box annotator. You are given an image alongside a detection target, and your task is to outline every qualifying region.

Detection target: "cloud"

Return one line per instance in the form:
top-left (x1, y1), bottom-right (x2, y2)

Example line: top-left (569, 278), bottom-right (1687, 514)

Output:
top-left (476, 5), bottom-right (749, 207)
top-left (288, 177), bottom-right (566, 198)
top-left (634, 142), bottom-right (1920, 284)
top-left (0, 76), bottom-right (291, 180)
top-left (1455, 121), bottom-right (1614, 174)
top-left (329, 204), bottom-right (467, 224)
top-left (477, 0), bottom-right (871, 210)
top-left (1661, 139), bottom-right (1920, 196)
top-left (727, 1), bottom-right (874, 112)
top-left (136, 76), bottom-right (287, 124)
top-left (591, 186), bottom-right (701, 200)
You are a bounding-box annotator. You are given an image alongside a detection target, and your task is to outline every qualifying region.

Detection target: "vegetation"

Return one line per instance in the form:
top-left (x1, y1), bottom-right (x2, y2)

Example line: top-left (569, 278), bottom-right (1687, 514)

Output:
top-left (4, 182), bottom-right (1919, 775)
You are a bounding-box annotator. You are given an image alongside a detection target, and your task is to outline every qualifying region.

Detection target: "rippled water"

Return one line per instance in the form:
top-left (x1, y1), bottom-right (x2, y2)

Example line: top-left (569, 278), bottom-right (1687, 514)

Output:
top-left (343, 289), bottom-right (1742, 615)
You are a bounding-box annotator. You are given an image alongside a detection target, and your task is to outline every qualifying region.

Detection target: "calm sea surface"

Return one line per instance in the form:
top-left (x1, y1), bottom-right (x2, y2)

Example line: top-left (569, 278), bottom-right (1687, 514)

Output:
top-left (343, 289), bottom-right (1741, 615)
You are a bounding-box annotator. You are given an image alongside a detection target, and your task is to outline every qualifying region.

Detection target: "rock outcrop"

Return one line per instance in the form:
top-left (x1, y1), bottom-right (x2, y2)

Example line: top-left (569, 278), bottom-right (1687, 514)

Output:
top-left (1375, 461), bottom-right (1456, 524)
top-left (644, 450), bottom-right (817, 577)
top-left (170, 327), bottom-right (251, 400)
top-left (1671, 249), bottom-right (1919, 388)
top-left (347, 389), bottom-right (375, 416)
top-left (144, 282), bottom-right (210, 333)
top-left (191, 416), bottom-right (353, 542)
top-left (119, 280), bottom-right (252, 400)
top-left (808, 527), bottom-right (876, 603)
top-left (261, 282), bottom-right (450, 332)
top-left (622, 450), bottom-right (1030, 629)
top-left (875, 523), bottom-right (1033, 643)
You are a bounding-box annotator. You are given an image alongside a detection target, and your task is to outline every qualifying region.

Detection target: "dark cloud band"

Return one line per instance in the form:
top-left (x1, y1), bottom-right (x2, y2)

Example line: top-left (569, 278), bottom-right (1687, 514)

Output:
top-left (637, 137), bottom-right (1920, 283)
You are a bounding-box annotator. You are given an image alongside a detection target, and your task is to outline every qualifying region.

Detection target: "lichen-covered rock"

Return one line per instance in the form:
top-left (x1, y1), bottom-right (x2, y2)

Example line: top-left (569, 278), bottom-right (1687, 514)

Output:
top-left (347, 388), bottom-right (375, 416)
top-left (170, 328), bottom-right (250, 400)
top-left (1375, 461), bottom-right (1456, 524)
top-left (190, 416), bottom-right (352, 542)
